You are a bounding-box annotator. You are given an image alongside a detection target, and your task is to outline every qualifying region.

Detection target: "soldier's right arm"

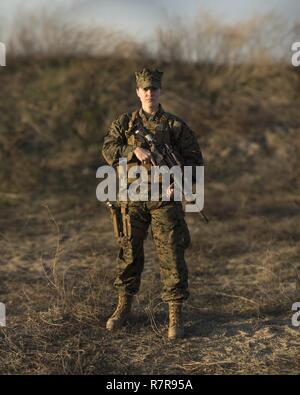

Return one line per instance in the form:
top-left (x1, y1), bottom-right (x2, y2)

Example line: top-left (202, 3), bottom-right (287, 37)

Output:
top-left (102, 115), bottom-right (136, 166)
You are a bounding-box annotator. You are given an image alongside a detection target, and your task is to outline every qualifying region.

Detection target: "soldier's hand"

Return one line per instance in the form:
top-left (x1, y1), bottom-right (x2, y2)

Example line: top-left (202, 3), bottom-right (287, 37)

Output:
top-left (134, 147), bottom-right (154, 165)
top-left (166, 183), bottom-right (175, 199)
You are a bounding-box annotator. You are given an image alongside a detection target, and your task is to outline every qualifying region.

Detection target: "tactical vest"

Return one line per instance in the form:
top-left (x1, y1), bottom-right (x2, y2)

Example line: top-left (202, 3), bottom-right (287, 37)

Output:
top-left (126, 109), bottom-right (176, 148)
top-left (118, 109), bottom-right (177, 189)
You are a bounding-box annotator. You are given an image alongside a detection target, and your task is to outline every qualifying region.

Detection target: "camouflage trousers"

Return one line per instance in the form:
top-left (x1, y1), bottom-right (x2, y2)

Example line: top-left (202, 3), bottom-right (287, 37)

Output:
top-left (114, 201), bottom-right (191, 302)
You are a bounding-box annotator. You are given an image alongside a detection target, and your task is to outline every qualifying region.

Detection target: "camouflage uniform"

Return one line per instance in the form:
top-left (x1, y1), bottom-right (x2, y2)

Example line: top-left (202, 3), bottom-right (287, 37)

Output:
top-left (102, 70), bottom-right (203, 303)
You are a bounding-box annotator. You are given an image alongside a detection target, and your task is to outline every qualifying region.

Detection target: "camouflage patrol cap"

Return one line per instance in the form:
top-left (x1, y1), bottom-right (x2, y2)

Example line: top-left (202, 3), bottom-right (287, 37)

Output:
top-left (135, 68), bottom-right (163, 89)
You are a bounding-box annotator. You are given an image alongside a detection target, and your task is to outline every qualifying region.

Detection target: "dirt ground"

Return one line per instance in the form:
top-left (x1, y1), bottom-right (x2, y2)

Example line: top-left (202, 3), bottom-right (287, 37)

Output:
top-left (0, 188), bottom-right (299, 375)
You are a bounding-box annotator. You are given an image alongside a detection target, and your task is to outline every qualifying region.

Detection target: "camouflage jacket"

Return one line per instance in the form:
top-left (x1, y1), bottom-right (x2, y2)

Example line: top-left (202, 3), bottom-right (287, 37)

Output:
top-left (102, 104), bottom-right (203, 172)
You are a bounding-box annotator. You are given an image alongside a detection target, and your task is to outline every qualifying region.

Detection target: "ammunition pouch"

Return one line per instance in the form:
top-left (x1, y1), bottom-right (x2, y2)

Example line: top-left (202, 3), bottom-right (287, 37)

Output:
top-left (108, 202), bottom-right (132, 245)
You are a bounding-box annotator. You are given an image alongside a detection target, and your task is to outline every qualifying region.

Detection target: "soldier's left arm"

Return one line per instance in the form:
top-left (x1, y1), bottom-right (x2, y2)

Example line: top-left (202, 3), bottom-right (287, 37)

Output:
top-left (169, 119), bottom-right (204, 184)
top-left (175, 121), bottom-right (203, 166)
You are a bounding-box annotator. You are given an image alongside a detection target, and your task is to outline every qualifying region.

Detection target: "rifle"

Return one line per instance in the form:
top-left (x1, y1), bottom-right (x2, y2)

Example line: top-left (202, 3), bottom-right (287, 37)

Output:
top-left (130, 124), bottom-right (209, 224)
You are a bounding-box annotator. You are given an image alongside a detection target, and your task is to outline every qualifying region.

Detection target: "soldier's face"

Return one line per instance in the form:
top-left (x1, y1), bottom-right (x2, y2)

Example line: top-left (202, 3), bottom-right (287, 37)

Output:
top-left (136, 87), bottom-right (161, 109)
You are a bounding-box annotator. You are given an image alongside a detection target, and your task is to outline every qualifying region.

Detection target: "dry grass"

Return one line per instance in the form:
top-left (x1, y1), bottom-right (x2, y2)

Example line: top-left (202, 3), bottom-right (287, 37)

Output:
top-left (0, 191), bottom-right (299, 374)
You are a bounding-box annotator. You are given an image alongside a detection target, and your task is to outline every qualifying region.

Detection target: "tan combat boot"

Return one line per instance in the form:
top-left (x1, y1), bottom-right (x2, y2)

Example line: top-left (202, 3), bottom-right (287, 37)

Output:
top-left (168, 302), bottom-right (184, 339)
top-left (106, 294), bottom-right (133, 331)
